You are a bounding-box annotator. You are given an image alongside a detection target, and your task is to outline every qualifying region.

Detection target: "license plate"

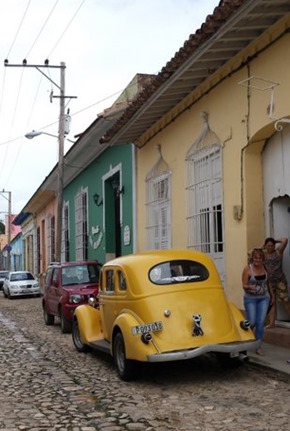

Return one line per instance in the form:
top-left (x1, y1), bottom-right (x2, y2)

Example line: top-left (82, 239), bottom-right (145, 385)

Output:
top-left (132, 321), bottom-right (163, 335)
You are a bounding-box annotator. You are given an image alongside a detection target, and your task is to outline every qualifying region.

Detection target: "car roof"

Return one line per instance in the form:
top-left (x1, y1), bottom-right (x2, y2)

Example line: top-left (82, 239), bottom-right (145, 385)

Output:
top-left (48, 260), bottom-right (101, 268)
top-left (103, 249), bottom-right (215, 268)
top-left (10, 271), bottom-right (32, 274)
top-left (102, 249), bottom-right (221, 293)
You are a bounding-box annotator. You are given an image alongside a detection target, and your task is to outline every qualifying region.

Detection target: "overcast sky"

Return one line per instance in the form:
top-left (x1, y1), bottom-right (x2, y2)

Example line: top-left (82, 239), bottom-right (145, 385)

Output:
top-left (0, 0), bottom-right (218, 216)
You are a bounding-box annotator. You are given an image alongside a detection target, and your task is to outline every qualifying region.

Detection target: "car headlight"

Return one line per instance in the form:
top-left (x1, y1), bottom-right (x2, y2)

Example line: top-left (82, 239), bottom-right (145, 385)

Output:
top-left (69, 294), bottom-right (82, 304)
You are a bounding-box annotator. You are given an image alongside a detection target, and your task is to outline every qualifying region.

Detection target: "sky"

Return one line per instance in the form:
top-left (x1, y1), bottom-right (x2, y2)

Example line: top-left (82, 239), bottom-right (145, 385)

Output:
top-left (0, 0), bottom-right (219, 217)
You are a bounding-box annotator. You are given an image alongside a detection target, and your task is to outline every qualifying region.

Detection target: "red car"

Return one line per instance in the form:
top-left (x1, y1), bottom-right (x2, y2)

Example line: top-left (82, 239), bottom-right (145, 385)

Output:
top-left (42, 261), bottom-right (101, 333)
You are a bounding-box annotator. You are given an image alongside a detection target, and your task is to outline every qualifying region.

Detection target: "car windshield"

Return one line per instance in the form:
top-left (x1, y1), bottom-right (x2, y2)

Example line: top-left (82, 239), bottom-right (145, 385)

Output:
top-left (149, 259), bottom-right (209, 285)
top-left (0, 271), bottom-right (9, 279)
top-left (10, 272), bottom-right (35, 281)
top-left (61, 264), bottom-right (100, 286)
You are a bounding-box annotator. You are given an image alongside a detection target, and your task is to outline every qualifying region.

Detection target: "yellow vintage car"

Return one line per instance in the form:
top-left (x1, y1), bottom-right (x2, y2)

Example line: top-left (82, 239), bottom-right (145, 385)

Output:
top-left (72, 249), bottom-right (260, 380)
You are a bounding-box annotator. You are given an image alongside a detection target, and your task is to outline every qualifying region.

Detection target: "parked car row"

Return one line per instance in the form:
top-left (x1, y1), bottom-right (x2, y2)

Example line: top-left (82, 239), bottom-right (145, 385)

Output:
top-left (2, 250), bottom-right (260, 381)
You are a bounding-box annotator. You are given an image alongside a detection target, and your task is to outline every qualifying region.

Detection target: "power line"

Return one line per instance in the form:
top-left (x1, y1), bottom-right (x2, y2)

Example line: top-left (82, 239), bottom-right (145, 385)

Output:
top-left (5, 0), bottom-right (32, 59)
top-left (25, 0), bottom-right (60, 59)
top-left (47, 0), bottom-right (87, 58)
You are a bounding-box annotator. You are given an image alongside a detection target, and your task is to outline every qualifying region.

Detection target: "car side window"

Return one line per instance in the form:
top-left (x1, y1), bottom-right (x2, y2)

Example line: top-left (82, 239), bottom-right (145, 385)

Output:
top-left (52, 268), bottom-right (59, 286)
top-left (105, 270), bottom-right (114, 292)
top-left (118, 271), bottom-right (127, 291)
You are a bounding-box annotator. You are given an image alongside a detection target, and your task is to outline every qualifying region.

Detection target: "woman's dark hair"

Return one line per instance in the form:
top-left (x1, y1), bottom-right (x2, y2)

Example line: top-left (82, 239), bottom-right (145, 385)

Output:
top-left (264, 237), bottom-right (275, 246)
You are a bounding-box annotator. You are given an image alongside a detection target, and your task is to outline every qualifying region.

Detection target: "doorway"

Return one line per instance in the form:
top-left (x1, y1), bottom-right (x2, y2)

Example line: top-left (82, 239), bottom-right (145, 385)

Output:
top-left (271, 196), bottom-right (290, 321)
top-left (104, 172), bottom-right (122, 261)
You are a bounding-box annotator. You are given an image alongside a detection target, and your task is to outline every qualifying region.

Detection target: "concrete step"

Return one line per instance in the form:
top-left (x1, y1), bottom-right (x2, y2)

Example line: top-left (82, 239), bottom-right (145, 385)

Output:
top-left (264, 324), bottom-right (290, 349)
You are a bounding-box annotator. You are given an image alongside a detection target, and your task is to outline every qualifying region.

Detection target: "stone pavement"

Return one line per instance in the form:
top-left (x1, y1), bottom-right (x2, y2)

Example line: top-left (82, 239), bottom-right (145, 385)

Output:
top-left (1, 296), bottom-right (290, 431)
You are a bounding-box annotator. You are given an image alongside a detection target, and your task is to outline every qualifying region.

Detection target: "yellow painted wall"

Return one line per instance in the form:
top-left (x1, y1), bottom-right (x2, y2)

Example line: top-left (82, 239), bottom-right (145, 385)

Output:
top-left (135, 29), bottom-right (290, 307)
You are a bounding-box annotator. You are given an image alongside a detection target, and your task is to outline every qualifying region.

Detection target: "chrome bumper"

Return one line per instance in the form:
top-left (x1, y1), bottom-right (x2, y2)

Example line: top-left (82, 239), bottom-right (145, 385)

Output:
top-left (147, 340), bottom-right (261, 363)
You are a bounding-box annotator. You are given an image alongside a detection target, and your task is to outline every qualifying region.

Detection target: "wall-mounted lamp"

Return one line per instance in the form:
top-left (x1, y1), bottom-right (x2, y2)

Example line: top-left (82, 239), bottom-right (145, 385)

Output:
top-left (93, 193), bottom-right (103, 206)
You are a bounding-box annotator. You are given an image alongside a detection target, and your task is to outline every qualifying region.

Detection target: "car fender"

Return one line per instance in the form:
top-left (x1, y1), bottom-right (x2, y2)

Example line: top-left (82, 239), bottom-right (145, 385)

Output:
top-left (112, 311), bottom-right (159, 362)
top-left (74, 304), bottom-right (103, 344)
top-left (228, 302), bottom-right (256, 340)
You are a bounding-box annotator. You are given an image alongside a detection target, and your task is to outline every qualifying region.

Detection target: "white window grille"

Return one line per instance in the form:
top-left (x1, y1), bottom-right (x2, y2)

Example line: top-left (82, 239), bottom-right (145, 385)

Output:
top-left (75, 188), bottom-right (88, 261)
top-left (61, 203), bottom-right (70, 262)
top-left (146, 173), bottom-right (171, 250)
top-left (186, 144), bottom-right (224, 258)
top-left (47, 215), bottom-right (55, 263)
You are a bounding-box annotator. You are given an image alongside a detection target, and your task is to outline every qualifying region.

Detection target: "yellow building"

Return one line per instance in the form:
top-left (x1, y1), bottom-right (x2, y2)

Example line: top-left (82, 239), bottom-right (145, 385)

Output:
top-left (101, 1), bottom-right (290, 317)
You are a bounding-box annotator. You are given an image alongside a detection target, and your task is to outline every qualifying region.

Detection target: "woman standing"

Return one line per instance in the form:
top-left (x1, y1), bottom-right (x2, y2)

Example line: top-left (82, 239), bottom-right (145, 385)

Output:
top-left (263, 237), bottom-right (290, 327)
top-left (242, 248), bottom-right (273, 355)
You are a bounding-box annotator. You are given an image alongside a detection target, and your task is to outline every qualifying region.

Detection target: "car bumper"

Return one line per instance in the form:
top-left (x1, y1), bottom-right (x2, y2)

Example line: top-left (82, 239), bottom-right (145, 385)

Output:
top-left (147, 340), bottom-right (261, 363)
top-left (8, 289), bottom-right (41, 297)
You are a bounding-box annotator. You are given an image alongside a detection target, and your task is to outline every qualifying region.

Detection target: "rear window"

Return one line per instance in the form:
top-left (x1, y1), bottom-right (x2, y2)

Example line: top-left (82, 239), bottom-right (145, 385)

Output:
top-left (61, 263), bottom-right (100, 286)
top-left (149, 260), bottom-right (209, 285)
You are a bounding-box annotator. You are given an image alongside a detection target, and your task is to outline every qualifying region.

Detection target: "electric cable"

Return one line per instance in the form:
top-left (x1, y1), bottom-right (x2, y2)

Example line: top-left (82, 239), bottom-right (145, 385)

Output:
top-left (47, 0), bottom-right (86, 58)
top-left (5, 0), bottom-right (32, 59)
top-left (25, 0), bottom-right (60, 59)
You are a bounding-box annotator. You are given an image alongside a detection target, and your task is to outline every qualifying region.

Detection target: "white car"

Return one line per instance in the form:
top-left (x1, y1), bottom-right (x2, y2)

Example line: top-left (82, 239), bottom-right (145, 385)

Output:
top-left (3, 271), bottom-right (41, 299)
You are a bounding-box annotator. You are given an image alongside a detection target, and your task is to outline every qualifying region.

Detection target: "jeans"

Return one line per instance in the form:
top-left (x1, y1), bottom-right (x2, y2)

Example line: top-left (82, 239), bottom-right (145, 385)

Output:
top-left (244, 296), bottom-right (270, 341)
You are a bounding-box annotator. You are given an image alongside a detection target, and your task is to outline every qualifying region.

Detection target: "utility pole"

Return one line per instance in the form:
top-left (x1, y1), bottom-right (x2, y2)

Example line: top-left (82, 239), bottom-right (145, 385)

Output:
top-left (4, 60), bottom-right (76, 263)
top-left (56, 62), bottom-right (65, 263)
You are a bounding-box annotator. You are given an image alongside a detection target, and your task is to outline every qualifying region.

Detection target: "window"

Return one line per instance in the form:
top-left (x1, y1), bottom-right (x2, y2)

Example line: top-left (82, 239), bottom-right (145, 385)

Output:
top-left (186, 144), bottom-right (224, 256)
top-left (62, 203), bottom-right (70, 262)
top-left (47, 215), bottom-right (56, 263)
top-left (105, 270), bottom-right (114, 292)
top-left (146, 174), bottom-right (171, 249)
top-left (118, 271), bottom-right (127, 291)
top-left (149, 260), bottom-right (209, 285)
top-left (75, 189), bottom-right (88, 261)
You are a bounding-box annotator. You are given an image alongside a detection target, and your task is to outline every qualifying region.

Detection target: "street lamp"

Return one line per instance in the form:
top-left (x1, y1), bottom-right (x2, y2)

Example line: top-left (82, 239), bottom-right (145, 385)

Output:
top-left (25, 130), bottom-right (75, 143)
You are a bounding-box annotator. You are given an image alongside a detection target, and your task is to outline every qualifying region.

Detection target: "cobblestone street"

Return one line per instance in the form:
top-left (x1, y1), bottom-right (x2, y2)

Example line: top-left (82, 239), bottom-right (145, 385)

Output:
top-left (0, 295), bottom-right (289, 431)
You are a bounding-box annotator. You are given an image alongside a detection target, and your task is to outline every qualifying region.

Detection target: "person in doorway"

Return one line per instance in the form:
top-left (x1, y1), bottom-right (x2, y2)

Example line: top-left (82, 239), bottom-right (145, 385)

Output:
top-left (242, 248), bottom-right (273, 355)
top-left (263, 237), bottom-right (290, 327)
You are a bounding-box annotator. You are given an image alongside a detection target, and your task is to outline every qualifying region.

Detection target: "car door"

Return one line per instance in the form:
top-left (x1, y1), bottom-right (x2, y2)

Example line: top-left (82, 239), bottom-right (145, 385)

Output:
top-left (48, 267), bottom-right (61, 315)
top-left (99, 268), bottom-right (118, 341)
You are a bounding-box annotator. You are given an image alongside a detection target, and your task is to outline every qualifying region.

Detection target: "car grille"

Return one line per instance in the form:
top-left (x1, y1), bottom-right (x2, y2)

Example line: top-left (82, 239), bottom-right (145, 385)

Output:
top-left (20, 284), bottom-right (32, 288)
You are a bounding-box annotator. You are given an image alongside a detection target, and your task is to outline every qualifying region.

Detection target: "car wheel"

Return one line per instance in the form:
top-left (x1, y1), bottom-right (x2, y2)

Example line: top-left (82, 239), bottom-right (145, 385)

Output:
top-left (43, 303), bottom-right (55, 326)
top-left (72, 319), bottom-right (89, 352)
top-left (60, 308), bottom-right (72, 334)
top-left (113, 332), bottom-right (138, 381)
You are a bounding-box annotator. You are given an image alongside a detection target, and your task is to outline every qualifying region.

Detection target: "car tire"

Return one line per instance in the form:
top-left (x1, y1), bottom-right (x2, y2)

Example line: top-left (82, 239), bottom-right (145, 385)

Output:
top-left (60, 308), bottom-right (72, 334)
top-left (113, 332), bottom-right (138, 381)
top-left (72, 319), bottom-right (89, 352)
top-left (43, 303), bottom-right (55, 326)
